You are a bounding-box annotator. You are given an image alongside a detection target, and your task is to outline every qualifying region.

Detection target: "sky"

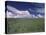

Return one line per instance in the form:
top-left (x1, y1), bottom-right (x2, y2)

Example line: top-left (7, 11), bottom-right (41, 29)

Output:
top-left (5, 1), bottom-right (45, 16)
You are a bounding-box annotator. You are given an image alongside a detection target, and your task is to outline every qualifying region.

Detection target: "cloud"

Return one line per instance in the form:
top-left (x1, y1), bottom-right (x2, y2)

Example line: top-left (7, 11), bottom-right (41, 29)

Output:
top-left (7, 5), bottom-right (44, 18)
top-left (36, 8), bottom-right (44, 13)
top-left (7, 5), bottom-right (31, 18)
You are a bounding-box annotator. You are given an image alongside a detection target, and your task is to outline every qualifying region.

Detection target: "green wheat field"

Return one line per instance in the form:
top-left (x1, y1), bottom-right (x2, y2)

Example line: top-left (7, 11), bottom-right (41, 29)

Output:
top-left (7, 18), bottom-right (45, 34)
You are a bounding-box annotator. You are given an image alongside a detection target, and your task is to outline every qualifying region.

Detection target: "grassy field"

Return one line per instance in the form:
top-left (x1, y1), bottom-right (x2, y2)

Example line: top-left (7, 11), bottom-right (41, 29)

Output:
top-left (7, 18), bottom-right (44, 34)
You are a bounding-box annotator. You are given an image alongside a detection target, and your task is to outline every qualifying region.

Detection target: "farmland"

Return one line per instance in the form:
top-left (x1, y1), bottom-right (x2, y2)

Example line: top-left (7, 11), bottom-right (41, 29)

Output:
top-left (7, 18), bottom-right (44, 34)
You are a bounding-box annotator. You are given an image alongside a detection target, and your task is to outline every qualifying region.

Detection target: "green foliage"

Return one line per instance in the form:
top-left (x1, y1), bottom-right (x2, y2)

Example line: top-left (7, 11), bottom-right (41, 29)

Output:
top-left (7, 18), bottom-right (44, 33)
